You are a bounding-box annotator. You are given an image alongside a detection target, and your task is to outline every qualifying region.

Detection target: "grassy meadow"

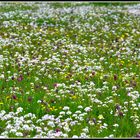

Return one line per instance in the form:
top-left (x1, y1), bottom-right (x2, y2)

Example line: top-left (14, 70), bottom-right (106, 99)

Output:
top-left (0, 2), bottom-right (140, 138)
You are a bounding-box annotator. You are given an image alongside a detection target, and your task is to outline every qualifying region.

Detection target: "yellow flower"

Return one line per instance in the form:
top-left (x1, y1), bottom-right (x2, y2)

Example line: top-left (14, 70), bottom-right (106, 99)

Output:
top-left (50, 107), bottom-right (53, 111)
top-left (6, 96), bottom-right (10, 100)
top-left (98, 114), bottom-right (104, 119)
top-left (120, 60), bottom-right (124, 64)
top-left (100, 76), bottom-right (103, 80)
top-left (121, 35), bottom-right (125, 38)
top-left (72, 95), bottom-right (77, 99)
top-left (50, 106), bottom-right (56, 111)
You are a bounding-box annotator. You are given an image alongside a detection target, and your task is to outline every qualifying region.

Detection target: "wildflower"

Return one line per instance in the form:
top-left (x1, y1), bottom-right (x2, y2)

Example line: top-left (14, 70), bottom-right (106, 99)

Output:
top-left (114, 74), bottom-right (118, 81)
top-left (84, 107), bottom-right (91, 112)
top-left (92, 71), bottom-right (95, 76)
top-left (66, 111), bottom-right (72, 115)
top-left (47, 121), bottom-right (55, 128)
top-left (59, 111), bottom-right (65, 115)
top-left (17, 107), bottom-right (23, 113)
top-left (10, 129), bottom-right (17, 133)
top-left (16, 132), bottom-right (23, 137)
top-left (118, 111), bottom-right (124, 117)
top-left (11, 76), bottom-right (14, 80)
top-left (98, 114), bottom-right (104, 120)
top-left (109, 134), bottom-right (114, 138)
top-left (80, 132), bottom-right (88, 138)
top-left (113, 124), bottom-right (119, 127)
top-left (17, 75), bottom-right (23, 82)
top-left (37, 100), bottom-right (42, 103)
top-left (82, 127), bottom-right (89, 133)
top-left (75, 110), bottom-right (81, 114)
top-left (72, 135), bottom-right (79, 138)
top-left (112, 86), bottom-right (117, 91)
top-left (92, 118), bottom-right (96, 124)
top-left (12, 95), bottom-right (17, 100)
top-left (63, 106), bottom-right (69, 111)
top-left (78, 105), bottom-right (83, 109)
top-left (115, 104), bottom-right (121, 111)
top-left (0, 74), bottom-right (4, 79)
top-left (54, 83), bottom-right (58, 88)
top-left (0, 136), bottom-right (7, 138)
top-left (55, 128), bottom-right (61, 133)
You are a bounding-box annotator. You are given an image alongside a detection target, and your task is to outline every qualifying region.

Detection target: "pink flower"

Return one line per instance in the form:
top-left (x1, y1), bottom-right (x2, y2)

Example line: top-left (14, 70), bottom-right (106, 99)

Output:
top-left (17, 75), bottom-right (23, 82)
top-left (54, 83), bottom-right (58, 88)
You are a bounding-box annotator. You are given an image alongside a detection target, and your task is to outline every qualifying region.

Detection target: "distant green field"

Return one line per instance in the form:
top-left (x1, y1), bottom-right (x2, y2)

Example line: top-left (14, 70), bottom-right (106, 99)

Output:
top-left (0, 2), bottom-right (140, 138)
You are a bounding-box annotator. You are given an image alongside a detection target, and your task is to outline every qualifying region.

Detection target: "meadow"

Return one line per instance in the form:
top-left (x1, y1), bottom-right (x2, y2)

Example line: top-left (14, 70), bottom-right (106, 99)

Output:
top-left (0, 2), bottom-right (140, 138)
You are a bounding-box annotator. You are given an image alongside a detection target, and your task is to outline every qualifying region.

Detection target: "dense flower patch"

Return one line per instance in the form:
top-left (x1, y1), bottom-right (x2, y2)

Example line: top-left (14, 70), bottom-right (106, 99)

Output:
top-left (0, 2), bottom-right (140, 138)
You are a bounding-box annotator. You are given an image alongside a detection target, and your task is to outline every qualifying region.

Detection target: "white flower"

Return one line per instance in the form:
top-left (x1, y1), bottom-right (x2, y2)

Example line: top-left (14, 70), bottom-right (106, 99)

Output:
top-left (1, 131), bottom-right (8, 136)
top-left (0, 74), bottom-right (4, 79)
top-left (78, 105), bottom-right (83, 109)
top-left (63, 106), bottom-right (70, 111)
top-left (72, 135), bottom-right (79, 138)
top-left (26, 120), bottom-right (32, 124)
top-left (6, 124), bottom-right (13, 130)
top-left (59, 111), bottom-right (65, 115)
top-left (0, 136), bottom-right (7, 138)
top-left (36, 127), bottom-right (42, 133)
top-left (79, 116), bottom-right (84, 121)
top-left (112, 86), bottom-right (117, 91)
top-left (37, 100), bottom-right (42, 103)
top-left (10, 129), bottom-right (17, 133)
top-left (44, 127), bottom-right (48, 131)
top-left (136, 124), bottom-right (140, 129)
top-left (75, 110), bottom-right (81, 114)
top-left (109, 134), bottom-right (114, 138)
top-left (23, 124), bottom-right (30, 131)
top-left (17, 107), bottom-right (23, 113)
top-left (84, 107), bottom-right (91, 112)
top-left (47, 121), bottom-right (55, 128)
top-left (80, 132), bottom-right (88, 138)
top-left (70, 121), bottom-right (77, 126)
top-left (82, 127), bottom-right (89, 133)
top-left (42, 114), bottom-right (50, 120)
top-left (134, 107), bottom-right (138, 110)
top-left (0, 110), bottom-right (6, 115)
top-left (103, 123), bottom-right (108, 127)
top-left (16, 132), bottom-right (23, 137)
top-left (99, 57), bottom-right (104, 61)
top-left (26, 92), bottom-right (30, 95)
top-left (63, 125), bottom-right (70, 132)
top-left (66, 111), bottom-right (72, 115)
